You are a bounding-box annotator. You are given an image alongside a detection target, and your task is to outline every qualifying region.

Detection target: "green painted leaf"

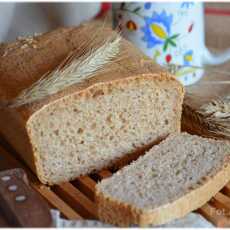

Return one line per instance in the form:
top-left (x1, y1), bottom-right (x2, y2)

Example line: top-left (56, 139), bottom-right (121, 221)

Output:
top-left (170, 34), bottom-right (180, 40)
top-left (133, 7), bottom-right (141, 13)
top-left (163, 41), bottom-right (169, 52)
top-left (168, 39), bottom-right (176, 47)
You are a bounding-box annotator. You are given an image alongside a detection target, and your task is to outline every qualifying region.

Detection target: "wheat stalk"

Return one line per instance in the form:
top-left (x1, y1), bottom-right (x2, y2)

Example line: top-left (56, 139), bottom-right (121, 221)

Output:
top-left (8, 34), bottom-right (121, 108)
top-left (198, 95), bottom-right (230, 118)
top-left (183, 94), bottom-right (230, 139)
top-left (166, 62), bottom-right (230, 139)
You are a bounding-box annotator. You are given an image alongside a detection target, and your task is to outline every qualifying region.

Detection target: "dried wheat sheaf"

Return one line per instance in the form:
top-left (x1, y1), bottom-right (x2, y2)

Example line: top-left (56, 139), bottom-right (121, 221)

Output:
top-left (7, 33), bottom-right (122, 108)
top-left (183, 94), bottom-right (230, 139)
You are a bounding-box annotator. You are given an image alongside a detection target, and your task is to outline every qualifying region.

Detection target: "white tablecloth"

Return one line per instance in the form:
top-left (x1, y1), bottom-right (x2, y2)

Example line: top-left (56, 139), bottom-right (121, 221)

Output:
top-left (51, 209), bottom-right (214, 228)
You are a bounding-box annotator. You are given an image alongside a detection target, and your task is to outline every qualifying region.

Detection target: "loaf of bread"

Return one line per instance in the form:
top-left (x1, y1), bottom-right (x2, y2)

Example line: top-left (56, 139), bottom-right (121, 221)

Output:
top-left (0, 22), bottom-right (184, 184)
top-left (96, 133), bottom-right (230, 227)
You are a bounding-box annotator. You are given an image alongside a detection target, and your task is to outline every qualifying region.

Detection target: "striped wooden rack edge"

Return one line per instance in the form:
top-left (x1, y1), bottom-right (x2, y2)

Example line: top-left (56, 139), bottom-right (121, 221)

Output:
top-left (1, 140), bottom-right (230, 227)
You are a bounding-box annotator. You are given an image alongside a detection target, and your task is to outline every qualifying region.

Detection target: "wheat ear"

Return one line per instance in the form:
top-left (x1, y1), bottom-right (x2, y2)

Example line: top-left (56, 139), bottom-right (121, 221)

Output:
top-left (184, 94), bottom-right (230, 139)
top-left (9, 34), bottom-right (121, 108)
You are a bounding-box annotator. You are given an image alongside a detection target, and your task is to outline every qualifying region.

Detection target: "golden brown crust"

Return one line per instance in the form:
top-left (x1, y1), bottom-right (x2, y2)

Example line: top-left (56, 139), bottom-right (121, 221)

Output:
top-left (95, 156), bottom-right (230, 227)
top-left (26, 74), bottom-right (184, 184)
top-left (0, 21), bottom-right (183, 123)
top-left (0, 21), bottom-right (170, 122)
top-left (0, 21), bottom-right (184, 184)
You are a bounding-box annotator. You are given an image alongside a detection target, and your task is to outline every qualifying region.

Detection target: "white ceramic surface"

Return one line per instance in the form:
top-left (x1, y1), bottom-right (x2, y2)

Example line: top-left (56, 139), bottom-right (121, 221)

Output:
top-left (113, 2), bottom-right (230, 85)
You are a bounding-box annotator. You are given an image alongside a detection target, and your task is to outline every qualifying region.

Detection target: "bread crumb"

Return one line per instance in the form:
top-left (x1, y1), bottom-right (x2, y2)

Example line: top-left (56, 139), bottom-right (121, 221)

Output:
top-left (21, 44), bottom-right (29, 49)
top-left (17, 35), bottom-right (28, 41)
top-left (2, 51), bottom-right (8, 57)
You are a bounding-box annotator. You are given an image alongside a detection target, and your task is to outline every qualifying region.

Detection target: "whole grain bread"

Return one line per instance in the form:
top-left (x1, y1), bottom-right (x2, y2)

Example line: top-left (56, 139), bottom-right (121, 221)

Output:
top-left (96, 133), bottom-right (230, 227)
top-left (0, 22), bottom-right (184, 184)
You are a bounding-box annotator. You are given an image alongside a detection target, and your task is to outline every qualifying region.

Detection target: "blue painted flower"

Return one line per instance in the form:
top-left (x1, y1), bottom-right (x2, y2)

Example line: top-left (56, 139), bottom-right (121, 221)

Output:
top-left (181, 2), bottom-right (195, 9)
top-left (183, 50), bottom-right (193, 66)
top-left (141, 10), bottom-right (173, 49)
top-left (144, 2), bottom-right (152, 10)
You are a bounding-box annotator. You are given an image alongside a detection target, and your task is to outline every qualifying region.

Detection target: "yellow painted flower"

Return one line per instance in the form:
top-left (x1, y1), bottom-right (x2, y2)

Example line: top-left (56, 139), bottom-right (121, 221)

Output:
top-left (184, 50), bottom-right (193, 66)
top-left (184, 54), bottom-right (193, 62)
top-left (150, 24), bottom-right (167, 39)
top-left (141, 10), bottom-right (173, 49)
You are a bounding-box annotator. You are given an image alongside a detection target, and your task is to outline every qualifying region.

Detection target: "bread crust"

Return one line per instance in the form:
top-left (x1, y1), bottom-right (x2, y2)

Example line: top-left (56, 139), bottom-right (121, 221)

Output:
top-left (95, 155), bottom-right (230, 227)
top-left (0, 22), bottom-right (169, 121)
top-left (27, 74), bottom-right (184, 184)
top-left (0, 22), bottom-right (184, 184)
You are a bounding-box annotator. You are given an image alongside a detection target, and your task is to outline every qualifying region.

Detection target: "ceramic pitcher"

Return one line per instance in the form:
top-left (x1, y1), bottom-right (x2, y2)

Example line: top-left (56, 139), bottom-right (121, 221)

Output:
top-left (113, 2), bottom-right (230, 85)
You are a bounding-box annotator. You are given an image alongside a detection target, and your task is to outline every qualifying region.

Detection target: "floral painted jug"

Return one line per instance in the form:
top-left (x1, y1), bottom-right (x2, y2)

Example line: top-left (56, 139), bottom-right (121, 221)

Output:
top-left (113, 2), bottom-right (230, 86)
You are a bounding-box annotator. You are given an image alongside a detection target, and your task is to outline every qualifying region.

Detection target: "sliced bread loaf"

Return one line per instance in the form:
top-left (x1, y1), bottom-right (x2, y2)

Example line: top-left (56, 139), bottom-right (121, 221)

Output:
top-left (96, 133), bottom-right (230, 226)
top-left (0, 22), bottom-right (184, 184)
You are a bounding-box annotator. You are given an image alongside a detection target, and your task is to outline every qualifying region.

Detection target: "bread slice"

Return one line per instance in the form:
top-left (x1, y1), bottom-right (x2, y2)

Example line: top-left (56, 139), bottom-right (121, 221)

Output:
top-left (96, 133), bottom-right (230, 227)
top-left (0, 22), bottom-right (184, 184)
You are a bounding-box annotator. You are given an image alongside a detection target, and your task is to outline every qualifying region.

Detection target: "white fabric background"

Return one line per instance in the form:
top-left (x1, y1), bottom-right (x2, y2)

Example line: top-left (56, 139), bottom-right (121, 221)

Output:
top-left (0, 2), bottom-right (101, 42)
top-left (51, 209), bottom-right (214, 228)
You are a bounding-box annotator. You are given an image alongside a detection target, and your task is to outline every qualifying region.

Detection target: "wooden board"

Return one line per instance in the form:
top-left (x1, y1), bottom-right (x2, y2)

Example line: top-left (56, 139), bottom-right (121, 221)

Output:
top-left (0, 136), bottom-right (230, 227)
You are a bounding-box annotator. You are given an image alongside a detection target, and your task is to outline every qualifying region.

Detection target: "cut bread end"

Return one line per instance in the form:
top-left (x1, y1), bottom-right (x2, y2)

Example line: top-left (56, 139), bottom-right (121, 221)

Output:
top-left (27, 74), bottom-right (184, 184)
top-left (96, 133), bottom-right (230, 226)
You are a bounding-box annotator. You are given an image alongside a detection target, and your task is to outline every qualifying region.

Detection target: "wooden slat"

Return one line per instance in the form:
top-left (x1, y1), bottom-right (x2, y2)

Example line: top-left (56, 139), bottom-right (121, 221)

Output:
top-left (37, 185), bottom-right (82, 220)
top-left (211, 192), bottom-right (230, 212)
top-left (97, 170), bottom-right (112, 180)
top-left (53, 182), bottom-right (97, 219)
top-left (198, 203), bottom-right (230, 227)
top-left (222, 183), bottom-right (230, 197)
top-left (73, 176), bottom-right (96, 201)
top-left (0, 145), bottom-right (82, 220)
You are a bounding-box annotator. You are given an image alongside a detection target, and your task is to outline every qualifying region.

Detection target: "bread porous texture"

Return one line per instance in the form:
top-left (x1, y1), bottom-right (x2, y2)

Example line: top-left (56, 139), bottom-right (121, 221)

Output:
top-left (0, 23), bottom-right (184, 185)
top-left (96, 133), bottom-right (230, 226)
top-left (27, 75), bottom-right (183, 184)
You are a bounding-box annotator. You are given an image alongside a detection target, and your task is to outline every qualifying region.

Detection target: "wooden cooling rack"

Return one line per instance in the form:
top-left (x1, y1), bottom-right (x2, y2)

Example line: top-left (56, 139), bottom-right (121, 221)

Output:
top-left (0, 135), bottom-right (230, 227)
